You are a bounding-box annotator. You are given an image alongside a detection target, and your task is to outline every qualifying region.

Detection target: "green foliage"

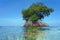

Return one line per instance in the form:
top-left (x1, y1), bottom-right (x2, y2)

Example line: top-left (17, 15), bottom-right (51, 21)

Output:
top-left (22, 2), bottom-right (54, 22)
top-left (29, 15), bottom-right (38, 21)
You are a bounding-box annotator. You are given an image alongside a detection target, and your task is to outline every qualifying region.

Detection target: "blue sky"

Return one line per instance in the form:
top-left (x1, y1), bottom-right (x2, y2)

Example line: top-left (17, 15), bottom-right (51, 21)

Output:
top-left (0, 0), bottom-right (60, 26)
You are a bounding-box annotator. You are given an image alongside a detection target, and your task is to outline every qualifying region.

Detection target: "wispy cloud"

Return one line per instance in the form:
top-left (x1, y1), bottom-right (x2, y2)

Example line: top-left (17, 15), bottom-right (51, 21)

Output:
top-left (0, 18), bottom-right (25, 26)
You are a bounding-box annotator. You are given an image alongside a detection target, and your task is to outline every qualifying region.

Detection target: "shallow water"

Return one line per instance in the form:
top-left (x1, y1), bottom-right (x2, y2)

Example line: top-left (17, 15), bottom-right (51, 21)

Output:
top-left (0, 26), bottom-right (60, 40)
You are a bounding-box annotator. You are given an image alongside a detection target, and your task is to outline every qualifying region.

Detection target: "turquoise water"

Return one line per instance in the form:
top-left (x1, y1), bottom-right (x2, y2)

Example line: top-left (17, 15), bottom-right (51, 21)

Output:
top-left (0, 26), bottom-right (60, 40)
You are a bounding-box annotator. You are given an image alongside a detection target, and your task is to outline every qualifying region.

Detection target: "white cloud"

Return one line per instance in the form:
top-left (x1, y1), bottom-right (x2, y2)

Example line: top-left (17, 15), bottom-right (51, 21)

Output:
top-left (0, 18), bottom-right (25, 26)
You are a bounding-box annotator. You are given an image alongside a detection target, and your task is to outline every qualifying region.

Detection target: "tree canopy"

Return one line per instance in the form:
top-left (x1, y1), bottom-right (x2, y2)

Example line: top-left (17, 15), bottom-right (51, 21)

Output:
top-left (22, 2), bottom-right (54, 22)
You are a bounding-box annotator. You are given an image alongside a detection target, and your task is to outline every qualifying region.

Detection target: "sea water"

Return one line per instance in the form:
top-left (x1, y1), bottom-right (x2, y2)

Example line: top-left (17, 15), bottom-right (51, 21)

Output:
top-left (0, 26), bottom-right (60, 40)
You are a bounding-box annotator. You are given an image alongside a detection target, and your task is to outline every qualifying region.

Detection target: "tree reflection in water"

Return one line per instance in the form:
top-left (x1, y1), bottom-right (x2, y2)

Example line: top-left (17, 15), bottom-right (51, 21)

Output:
top-left (23, 27), bottom-right (47, 40)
